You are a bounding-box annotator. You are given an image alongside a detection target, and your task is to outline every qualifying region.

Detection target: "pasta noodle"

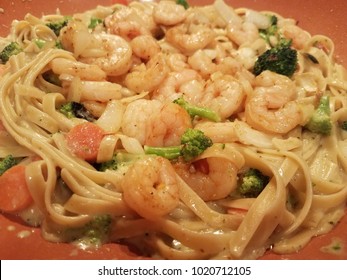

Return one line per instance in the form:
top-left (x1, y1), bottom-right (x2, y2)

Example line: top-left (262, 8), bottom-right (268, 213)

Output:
top-left (1, 0), bottom-right (347, 259)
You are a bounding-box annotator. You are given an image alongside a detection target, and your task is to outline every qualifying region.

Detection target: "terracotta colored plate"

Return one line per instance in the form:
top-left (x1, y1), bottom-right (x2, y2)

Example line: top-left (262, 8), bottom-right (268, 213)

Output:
top-left (0, 0), bottom-right (346, 260)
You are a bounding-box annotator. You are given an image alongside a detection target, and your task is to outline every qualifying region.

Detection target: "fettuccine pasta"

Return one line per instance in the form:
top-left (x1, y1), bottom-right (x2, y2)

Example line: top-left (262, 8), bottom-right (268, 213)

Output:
top-left (0, 0), bottom-right (346, 259)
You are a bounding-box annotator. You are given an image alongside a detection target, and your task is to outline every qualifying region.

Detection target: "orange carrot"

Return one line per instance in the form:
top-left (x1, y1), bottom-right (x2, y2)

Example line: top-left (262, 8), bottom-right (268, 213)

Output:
top-left (227, 207), bottom-right (248, 216)
top-left (0, 165), bottom-right (33, 213)
top-left (65, 122), bottom-right (105, 162)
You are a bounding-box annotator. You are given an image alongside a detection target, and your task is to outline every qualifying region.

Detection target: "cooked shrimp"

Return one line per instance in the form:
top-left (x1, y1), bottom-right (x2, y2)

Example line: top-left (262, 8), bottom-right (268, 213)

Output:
top-left (166, 53), bottom-right (189, 72)
top-left (281, 24), bottom-right (310, 50)
top-left (50, 58), bottom-right (106, 81)
top-left (200, 73), bottom-right (245, 120)
top-left (188, 49), bottom-right (243, 78)
top-left (245, 71), bottom-right (303, 134)
top-left (80, 33), bottom-right (132, 76)
top-left (174, 145), bottom-right (244, 201)
top-left (165, 23), bottom-right (215, 54)
top-left (245, 94), bottom-right (302, 134)
top-left (104, 6), bottom-right (151, 40)
top-left (152, 68), bottom-right (202, 103)
top-left (233, 46), bottom-right (258, 70)
top-left (108, 21), bottom-right (151, 41)
top-left (127, 1), bottom-right (159, 35)
top-left (121, 156), bottom-right (179, 220)
top-left (130, 34), bottom-right (161, 60)
top-left (60, 20), bottom-right (96, 57)
top-left (188, 50), bottom-right (244, 77)
top-left (227, 21), bottom-right (259, 46)
top-left (153, 0), bottom-right (187, 26)
top-left (188, 49), bottom-right (218, 78)
top-left (121, 99), bottom-right (192, 146)
top-left (60, 20), bottom-right (133, 76)
top-left (253, 70), bottom-right (297, 106)
top-left (124, 53), bottom-right (169, 93)
top-left (146, 102), bottom-right (192, 147)
top-left (179, 79), bottom-right (205, 105)
top-left (121, 99), bottom-right (162, 145)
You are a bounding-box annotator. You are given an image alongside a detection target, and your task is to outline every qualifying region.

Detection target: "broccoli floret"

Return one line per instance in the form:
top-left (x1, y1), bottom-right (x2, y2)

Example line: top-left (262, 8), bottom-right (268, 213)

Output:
top-left (0, 42), bottom-right (23, 64)
top-left (253, 39), bottom-right (298, 77)
top-left (59, 102), bottom-right (75, 119)
top-left (305, 95), bottom-right (332, 135)
top-left (0, 155), bottom-right (19, 176)
top-left (65, 214), bottom-right (112, 246)
top-left (259, 15), bottom-right (278, 44)
top-left (180, 128), bottom-right (213, 161)
top-left (144, 145), bottom-right (182, 161)
top-left (173, 97), bottom-right (221, 122)
top-left (176, 0), bottom-right (189, 9)
top-left (144, 146), bottom-right (182, 160)
top-left (97, 154), bottom-right (119, 171)
top-left (341, 121), bottom-right (347, 131)
top-left (144, 128), bottom-right (213, 162)
top-left (55, 41), bottom-right (63, 49)
top-left (97, 152), bottom-right (144, 171)
top-left (59, 101), bottom-right (95, 121)
top-left (33, 38), bottom-right (46, 49)
top-left (46, 17), bottom-right (70, 36)
top-left (238, 168), bottom-right (270, 198)
top-left (83, 215), bottom-right (112, 244)
top-left (88, 17), bottom-right (103, 29)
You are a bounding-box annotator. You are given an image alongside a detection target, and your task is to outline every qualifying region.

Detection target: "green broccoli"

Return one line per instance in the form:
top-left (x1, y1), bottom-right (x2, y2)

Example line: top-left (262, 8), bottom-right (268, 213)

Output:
top-left (176, 0), bottom-right (189, 9)
top-left (65, 214), bottom-right (112, 246)
top-left (259, 15), bottom-right (278, 44)
top-left (59, 101), bottom-right (95, 121)
top-left (341, 121), bottom-right (347, 131)
top-left (173, 97), bottom-right (221, 122)
top-left (305, 95), bottom-right (332, 135)
top-left (143, 146), bottom-right (182, 160)
top-left (0, 155), bottom-right (19, 176)
top-left (96, 152), bottom-right (144, 172)
top-left (88, 17), bottom-right (103, 29)
top-left (0, 42), bottom-right (23, 64)
top-left (238, 168), bottom-right (269, 198)
top-left (144, 128), bottom-right (213, 162)
top-left (33, 38), bottom-right (46, 49)
top-left (46, 17), bottom-right (70, 36)
top-left (180, 128), bottom-right (213, 161)
top-left (253, 39), bottom-right (298, 77)
top-left (83, 215), bottom-right (112, 245)
top-left (55, 40), bottom-right (63, 49)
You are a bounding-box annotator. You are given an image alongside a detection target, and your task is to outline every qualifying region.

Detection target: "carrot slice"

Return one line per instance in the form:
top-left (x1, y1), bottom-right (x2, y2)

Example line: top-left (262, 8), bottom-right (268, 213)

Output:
top-left (65, 122), bottom-right (105, 162)
top-left (227, 207), bottom-right (248, 216)
top-left (0, 165), bottom-right (33, 213)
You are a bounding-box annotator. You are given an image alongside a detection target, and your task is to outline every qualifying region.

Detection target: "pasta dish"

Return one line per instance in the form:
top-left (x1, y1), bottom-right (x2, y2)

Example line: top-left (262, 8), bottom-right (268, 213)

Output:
top-left (1, 0), bottom-right (347, 260)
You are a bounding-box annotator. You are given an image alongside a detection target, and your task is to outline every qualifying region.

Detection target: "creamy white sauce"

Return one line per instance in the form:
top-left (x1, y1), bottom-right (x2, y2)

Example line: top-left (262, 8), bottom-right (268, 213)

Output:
top-left (17, 230), bottom-right (32, 239)
top-left (320, 237), bottom-right (345, 255)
